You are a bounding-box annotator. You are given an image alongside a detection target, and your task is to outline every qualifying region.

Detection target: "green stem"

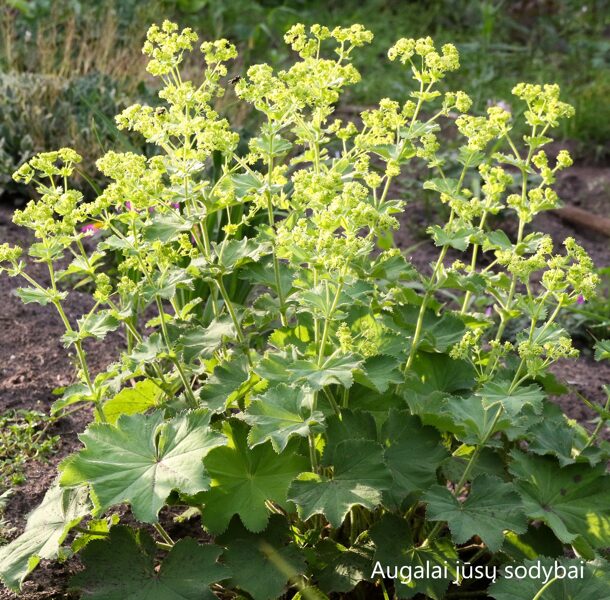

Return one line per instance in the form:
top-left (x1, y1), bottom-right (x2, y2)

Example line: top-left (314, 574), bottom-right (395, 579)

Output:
top-left (404, 245), bottom-right (449, 372)
top-left (154, 296), bottom-right (197, 408)
top-left (379, 577), bottom-right (391, 600)
top-left (153, 522), bottom-right (175, 546)
top-left (509, 298), bottom-right (563, 391)
top-left (583, 393), bottom-right (610, 450)
top-left (322, 388), bottom-right (341, 417)
top-left (317, 280), bottom-right (344, 366)
top-left (73, 526), bottom-right (108, 537)
top-left (490, 218), bottom-right (525, 351)
top-left (197, 217), bottom-right (220, 318)
top-left (265, 129), bottom-right (288, 326)
top-left (215, 277), bottom-right (245, 345)
top-left (421, 405), bottom-right (504, 548)
top-left (308, 434), bottom-right (318, 473)
top-left (461, 213), bottom-right (488, 314)
top-left (532, 577), bottom-right (558, 600)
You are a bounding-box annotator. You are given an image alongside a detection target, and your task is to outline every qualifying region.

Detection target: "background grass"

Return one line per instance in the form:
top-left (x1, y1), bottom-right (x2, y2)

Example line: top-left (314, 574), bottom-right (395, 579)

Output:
top-left (1, 0), bottom-right (609, 198)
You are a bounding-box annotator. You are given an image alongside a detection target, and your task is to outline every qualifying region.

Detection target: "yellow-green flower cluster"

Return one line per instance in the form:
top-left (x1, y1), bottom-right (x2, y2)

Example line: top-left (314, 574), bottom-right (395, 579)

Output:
top-left (532, 149), bottom-right (573, 186)
top-left (518, 336), bottom-right (578, 376)
top-left (93, 273), bottom-right (112, 303)
top-left (97, 152), bottom-right (165, 212)
top-left (480, 165), bottom-right (513, 214)
top-left (442, 90), bottom-right (473, 114)
top-left (450, 329), bottom-right (483, 360)
top-left (0, 244), bottom-right (23, 271)
top-left (200, 39), bottom-right (238, 66)
top-left (541, 237), bottom-right (599, 301)
top-left (456, 107), bottom-right (511, 151)
top-left (276, 172), bottom-right (397, 273)
top-left (506, 187), bottom-right (559, 223)
top-left (512, 83), bottom-right (575, 128)
top-left (142, 21), bottom-right (198, 77)
top-left (13, 148), bottom-right (81, 184)
top-left (284, 24), bottom-right (373, 60)
top-left (495, 235), bottom-right (554, 281)
top-left (388, 37), bottom-right (460, 84)
top-left (357, 99), bottom-right (410, 148)
top-left (238, 23), bottom-right (372, 124)
top-left (10, 150), bottom-right (99, 241)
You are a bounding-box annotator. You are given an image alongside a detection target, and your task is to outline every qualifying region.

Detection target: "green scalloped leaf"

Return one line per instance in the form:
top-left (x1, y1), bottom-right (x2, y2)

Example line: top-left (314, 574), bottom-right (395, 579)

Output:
top-left (244, 384), bottom-right (324, 453)
top-left (199, 354), bottom-right (251, 413)
top-left (256, 349), bottom-right (363, 391)
top-left (322, 410), bottom-right (377, 466)
top-left (71, 526), bottom-right (228, 600)
top-left (354, 355), bottom-right (403, 393)
top-left (479, 381), bottom-right (544, 417)
top-left (60, 410), bottom-right (225, 523)
top-left (369, 513), bottom-right (458, 599)
top-left (288, 439), bottom-right (392, 528)
top-left (201, 420), bottom-right (308, 533)
top-left (424, 474), bottom-right (527, 552)
top-left (510, 451), bottom-right (610, 548)
top-left (101, 379), bottom-right (163, 425)
top-left (0, 483), bottom-right (89, 592)
top-left (217, 515), bottom-right (305, 600)
top-left (381, 410), bottom-right (449, 503)
top-left (594, 339), bottom-right (610, 361)
top-left (178, 316), bottom-right (236, 363)
top-left (307, 539), bottom-right (373, 594)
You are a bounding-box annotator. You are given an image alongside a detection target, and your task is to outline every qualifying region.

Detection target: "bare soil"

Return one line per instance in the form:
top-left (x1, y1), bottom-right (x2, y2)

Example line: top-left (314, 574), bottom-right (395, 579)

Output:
top-left (0, 161), bottom-right (609, 599)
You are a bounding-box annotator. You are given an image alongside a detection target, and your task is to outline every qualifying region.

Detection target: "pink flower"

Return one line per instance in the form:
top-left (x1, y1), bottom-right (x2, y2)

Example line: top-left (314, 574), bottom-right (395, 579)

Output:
top-left (577, 294), bottom-right (585, 305)
top-left (485, 306), bottom-right (493, 317)
top-left (81, 223), bottom-right (101, 236)
top-left (171, 202), bottom-right (180, 209)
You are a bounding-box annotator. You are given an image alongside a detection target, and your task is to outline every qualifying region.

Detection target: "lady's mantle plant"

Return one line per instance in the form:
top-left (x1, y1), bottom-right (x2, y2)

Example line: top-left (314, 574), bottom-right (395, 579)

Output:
top-left (1, 20), bottom-right (609, 600)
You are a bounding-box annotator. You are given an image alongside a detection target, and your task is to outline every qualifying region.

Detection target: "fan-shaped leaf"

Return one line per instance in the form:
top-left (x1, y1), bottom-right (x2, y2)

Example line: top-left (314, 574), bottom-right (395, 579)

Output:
top-left (288, 440), bottom-right (392, 527)
top-left (510, 451), bottom-right (610, 548)
top-left (0, 483), bottom-right (89, 591)
top-left (71, 526), bottom-right (228, 600)
top-left (244, 384), bottom-right (324, 452)
top-left (201, 420), bottom-right (308, 533)
top-left (60, 410), bottom-right (225, 523)
top-left (424, 474), bottom-right (527, 552)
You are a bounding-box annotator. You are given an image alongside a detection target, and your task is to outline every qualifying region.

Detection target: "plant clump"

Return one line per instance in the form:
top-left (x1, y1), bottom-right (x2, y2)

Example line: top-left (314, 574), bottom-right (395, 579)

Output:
top-left (0, 20), bottom-right (609, 600)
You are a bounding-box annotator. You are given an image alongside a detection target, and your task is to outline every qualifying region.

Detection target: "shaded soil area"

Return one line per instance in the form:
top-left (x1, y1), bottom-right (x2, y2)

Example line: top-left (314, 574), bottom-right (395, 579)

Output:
top-left (0, 159), bottom-right (609, 598)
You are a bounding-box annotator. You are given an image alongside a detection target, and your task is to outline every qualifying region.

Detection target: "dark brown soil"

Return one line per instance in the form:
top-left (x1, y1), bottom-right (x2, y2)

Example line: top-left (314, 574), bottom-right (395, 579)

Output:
top-left (0, 160), bottom-right (609, 598)
top-left (0, 205), bottom-right (115, 600)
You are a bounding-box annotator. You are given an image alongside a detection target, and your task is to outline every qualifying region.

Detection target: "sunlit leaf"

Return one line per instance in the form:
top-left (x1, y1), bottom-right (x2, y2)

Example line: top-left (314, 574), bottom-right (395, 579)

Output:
top-left (60, 410), bottom-right (225, 522)
top-left (0, 483), bottom-right (89, 591)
